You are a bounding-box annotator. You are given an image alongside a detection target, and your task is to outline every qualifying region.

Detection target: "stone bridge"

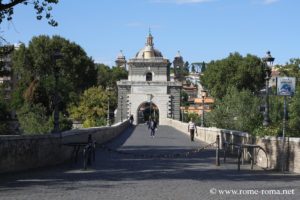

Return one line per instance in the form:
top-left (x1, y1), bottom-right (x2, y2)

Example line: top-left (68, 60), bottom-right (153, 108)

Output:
top-left (0, 120), bottom-right (300, 200)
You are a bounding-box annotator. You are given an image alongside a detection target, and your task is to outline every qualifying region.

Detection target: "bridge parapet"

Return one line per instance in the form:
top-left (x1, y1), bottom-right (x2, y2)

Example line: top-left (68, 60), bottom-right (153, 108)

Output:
top-left (164, 119), bottom-right (300, 173)
top-left (0, 121), bottom-right (130, 174)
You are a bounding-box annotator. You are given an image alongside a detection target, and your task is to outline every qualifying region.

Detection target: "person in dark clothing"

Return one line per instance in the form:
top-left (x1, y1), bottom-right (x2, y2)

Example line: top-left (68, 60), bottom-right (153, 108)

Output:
top-left (149, 118), bottom-right (157, 137)
top-left (129, 115), bottom-right (134, 125)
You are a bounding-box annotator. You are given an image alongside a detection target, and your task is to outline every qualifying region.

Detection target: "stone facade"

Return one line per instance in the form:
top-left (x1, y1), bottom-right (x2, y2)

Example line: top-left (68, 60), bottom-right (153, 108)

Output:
top-left (116, 33), bottom-right (182, 124)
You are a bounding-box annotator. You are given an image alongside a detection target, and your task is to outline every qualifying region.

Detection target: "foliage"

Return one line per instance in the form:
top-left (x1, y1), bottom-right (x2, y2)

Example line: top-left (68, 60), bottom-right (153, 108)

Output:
top-left (278, 58), bottom-right (300, 87)
top-left (0, 85), bottom-right (10, 134)
top-left (97, 64), bottom-right (128, 88)
top-left (12, 35), bottom-right (97, 109)
top-left (17, 102), bottom-right (72, 134)
top-left (180, 90), bottom-right (189, 106)
top-left (252, 125), bottom-right (282, 137)
top-left (0, 0), bottom-right (59, 26)
top-left (68, 86), bottom-right (113, 128)
top-left (16, 103), bottom-right (52, 134)
top-left (96, 64), bottom-right (127, 111)
top-left (11, 35), bottom-right (97, 134)
top-left (288, 85), bottom-right (300, 136)
top-left (205, 87), bottom-right (262, 133)
top-left (201, 53), bottom-right (265, 99)
top-left (48, 112), bottom-right (72, 132)
top-left (182, 112), bottom-right (201, 125)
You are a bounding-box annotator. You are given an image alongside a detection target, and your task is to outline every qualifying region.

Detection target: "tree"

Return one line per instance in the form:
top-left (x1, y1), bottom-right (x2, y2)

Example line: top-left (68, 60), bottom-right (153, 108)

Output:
top-left (16, 102), bottom-right (51, 134)
top-left (180, 90), bottom-right (189, 106)
top-left (205, 87), bottom-right (262, 133)
top-left (11, 35), bottom-right (97, 133)
top-left (288, 85), bottom-right (300, 136)
top-left (0, 0), bottom-right (59, 26)
top-left (201, 61), bottom-right (206, 72)
top-left (201, 53), bottom-right (265, 99)
top-left (276, 59), bottom-right (300, 136)
top-left (278, 58), bottom-right (300, 87)
top-left (0, 84), bottom-right (10, 134)
top-left (191, 64), bottom-right (195, 73)
top-left (68, 86), bottom-right (114, 128)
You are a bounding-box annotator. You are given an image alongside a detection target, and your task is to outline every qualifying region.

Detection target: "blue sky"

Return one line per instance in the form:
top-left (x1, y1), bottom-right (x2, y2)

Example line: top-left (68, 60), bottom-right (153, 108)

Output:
top-left (1, 0), bottom-right (299, 66)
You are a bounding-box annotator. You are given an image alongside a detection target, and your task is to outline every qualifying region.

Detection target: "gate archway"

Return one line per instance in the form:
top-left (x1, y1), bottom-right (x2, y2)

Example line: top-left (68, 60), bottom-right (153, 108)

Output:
top-left (137, 102), bottom-right (159, 124)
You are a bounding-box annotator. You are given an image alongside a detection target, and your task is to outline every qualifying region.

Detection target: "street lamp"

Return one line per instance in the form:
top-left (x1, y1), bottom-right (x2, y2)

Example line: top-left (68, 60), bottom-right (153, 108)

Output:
top-left (201, 90), bottom-right (207, 127)
top-left (262, 51), bottom-right (275, 127)
top-left (52, 49), bottom-right (63, 134)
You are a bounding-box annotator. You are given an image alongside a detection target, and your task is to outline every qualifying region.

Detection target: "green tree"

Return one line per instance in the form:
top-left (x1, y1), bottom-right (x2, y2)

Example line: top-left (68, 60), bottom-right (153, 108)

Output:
top-left (278, 58), bottom-right (300, 87)
top-left (191, 64), bottom-right (195, 73)
top-left (16, 103), bottom-right (51, 134)
top-left (0, 0), bottom-right (59, 26)
top-left (201, 53), bottom-right (265, 99)
top-left (288, 85), bottom-right (300, 136)
top-left (68, 86), bottom-right (113, 128)
top-left (184, 61), bottom-right (189, 73)
top-left (206, 87), bottom-right (262, 133)
top-left (11, 35), bottom-right (97, 133)
top-left (276, 60), bottom-right (300, 136)
top-left (180, 90), bottom-right (189, 106)
top-left (0, 85), bottom-right (10, 134)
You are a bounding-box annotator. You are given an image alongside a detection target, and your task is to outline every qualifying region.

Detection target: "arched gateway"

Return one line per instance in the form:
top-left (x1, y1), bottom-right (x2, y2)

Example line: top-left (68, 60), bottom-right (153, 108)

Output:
top-left (137, 102), bottom-right (159, 124)
top-left (116, 32), bottom-right (182, 125)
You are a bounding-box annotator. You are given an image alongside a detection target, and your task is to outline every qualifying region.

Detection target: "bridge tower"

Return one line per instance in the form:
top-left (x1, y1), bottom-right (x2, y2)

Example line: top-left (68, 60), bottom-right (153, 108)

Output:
top-left (116, 32), bottom-right (182, 124)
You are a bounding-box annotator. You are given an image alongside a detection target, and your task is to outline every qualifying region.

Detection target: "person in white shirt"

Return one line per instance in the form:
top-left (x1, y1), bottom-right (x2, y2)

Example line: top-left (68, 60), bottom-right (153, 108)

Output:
top-left (188, 118), bottom-right (197, 141)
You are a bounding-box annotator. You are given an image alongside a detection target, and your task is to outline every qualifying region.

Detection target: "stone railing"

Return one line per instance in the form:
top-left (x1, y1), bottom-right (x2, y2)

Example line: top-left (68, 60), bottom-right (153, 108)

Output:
top-left (165, 119), bottom-right (300, 173)
top-left (0, 121), bottom-right (130, 174)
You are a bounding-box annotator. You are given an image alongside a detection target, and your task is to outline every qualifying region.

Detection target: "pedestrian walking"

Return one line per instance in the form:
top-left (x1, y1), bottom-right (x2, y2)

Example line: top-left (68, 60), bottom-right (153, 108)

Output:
top-left (188, 118), bottom-right (197, 141)
top-left (129, 114), bottom-right (134, 125)
top-left (149, 118), bottom-right (157, 138)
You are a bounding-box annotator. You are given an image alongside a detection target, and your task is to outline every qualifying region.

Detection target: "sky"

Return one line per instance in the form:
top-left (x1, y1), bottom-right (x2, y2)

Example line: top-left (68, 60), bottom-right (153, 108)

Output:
top-left (1, 0), bottom-right (300, 66)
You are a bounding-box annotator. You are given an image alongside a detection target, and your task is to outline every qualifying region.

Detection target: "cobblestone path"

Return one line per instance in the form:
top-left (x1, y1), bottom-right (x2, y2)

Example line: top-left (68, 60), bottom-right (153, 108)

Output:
top-left (0, 125), bottom-right (299, 200)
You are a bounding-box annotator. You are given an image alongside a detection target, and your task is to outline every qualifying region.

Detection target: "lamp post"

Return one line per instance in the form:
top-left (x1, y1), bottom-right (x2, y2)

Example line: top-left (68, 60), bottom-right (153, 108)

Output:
top-left (262, 51), bottom-right (275, 127)
top-left (52, 49), bottom-right (63, 134)
top-left (120, 96), bottom-right (123, 122)
top-left (201, 90), bottom-right (207, 127)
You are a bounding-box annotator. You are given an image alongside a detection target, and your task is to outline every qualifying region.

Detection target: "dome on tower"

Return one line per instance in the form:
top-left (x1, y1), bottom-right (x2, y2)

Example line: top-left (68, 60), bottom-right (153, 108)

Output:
top-left (135, 32), bottom-right (163, 59)
top-left (117, 50), bottom-right (125, 59)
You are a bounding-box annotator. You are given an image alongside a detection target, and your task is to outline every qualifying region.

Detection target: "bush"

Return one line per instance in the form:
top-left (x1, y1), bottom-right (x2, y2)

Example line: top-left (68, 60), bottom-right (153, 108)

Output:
top-left (17, 103), bottom-right (51, 135)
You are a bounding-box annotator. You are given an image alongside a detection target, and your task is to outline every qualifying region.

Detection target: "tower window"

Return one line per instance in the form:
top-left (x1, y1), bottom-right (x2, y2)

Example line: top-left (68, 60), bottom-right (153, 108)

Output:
top-left (146, 72), bottom-right (152, 81)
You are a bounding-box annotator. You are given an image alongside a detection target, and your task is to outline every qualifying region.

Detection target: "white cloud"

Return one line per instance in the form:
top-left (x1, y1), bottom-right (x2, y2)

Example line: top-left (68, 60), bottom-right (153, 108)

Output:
top-left (152, 0), bottom-right (214, 4)
top-left (262, 0), bottom-right (279, 5)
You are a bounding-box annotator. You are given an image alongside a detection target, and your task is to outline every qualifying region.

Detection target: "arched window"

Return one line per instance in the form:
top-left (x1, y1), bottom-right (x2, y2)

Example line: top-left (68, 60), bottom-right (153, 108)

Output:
top-left (146, 72), bottom-right (152, 81)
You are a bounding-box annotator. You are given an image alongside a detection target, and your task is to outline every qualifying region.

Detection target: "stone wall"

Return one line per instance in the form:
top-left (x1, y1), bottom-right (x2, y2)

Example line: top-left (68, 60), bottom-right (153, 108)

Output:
top-left (169, 86), bottom-right (181, 121)
top-left (165, 119), bottom-right (300, 173)
top-left (0, 121), bottom-right (130, 174)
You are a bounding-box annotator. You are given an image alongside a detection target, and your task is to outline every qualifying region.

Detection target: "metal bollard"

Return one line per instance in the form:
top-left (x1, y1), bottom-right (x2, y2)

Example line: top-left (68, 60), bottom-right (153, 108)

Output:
top-left (216, 135), bottom-right (220, 166)
top-left (223, 142), bottom-right (227, 163)
top-left (83, 147), bottom-right (87, 170)
top-left (237, 147), bottom-right (241, 171)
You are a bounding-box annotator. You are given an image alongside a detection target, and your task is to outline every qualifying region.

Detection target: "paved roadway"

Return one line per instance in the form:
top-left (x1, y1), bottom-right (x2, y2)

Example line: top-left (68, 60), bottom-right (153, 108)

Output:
top-left (0, 125), bottom-right (299, 200)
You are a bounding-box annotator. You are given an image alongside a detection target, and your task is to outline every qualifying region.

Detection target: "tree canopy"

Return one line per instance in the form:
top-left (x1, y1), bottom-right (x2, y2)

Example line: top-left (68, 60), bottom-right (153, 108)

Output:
top-left (11, 35), bottom-right (97, 133)
top-left (68, 86), bottom-right (116, 128)
top-left (201, 53), bottom-right (265, 99)
top-left (206, 87), bottom-right (262, 133)
top-left (0, 0), bottom-right (59, 26)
